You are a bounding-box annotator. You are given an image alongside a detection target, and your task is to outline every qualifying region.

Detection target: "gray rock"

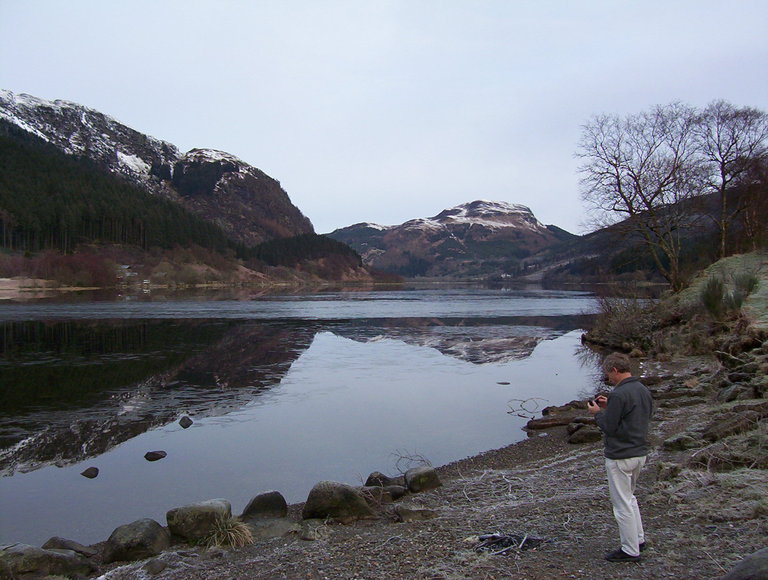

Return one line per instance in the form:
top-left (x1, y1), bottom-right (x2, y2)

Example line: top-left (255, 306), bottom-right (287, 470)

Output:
top-left (166, 498), bottom-right (232, 542)
top-left (300, 520), bottom-right (330, 541)
top-left (719, 384), bottom-right (753, 402)
top-left (404, 466), bottom-right (442, 493)
top-left (703, 411), bottom-right (761, 441)
top-left (526, 416), bottom-right (573, 429)
top-left (732, 401), bottom-right (768, 417)
top-left (103, 518), bottom-right (171, 563)
top-left (179, 415), bottom-right (194, 429)
top-left (241, 490), bottom-right (288, 519)
top-left (301, 481), bottom-right (374, 521)
top-left (567, 425), bottom-right (602, 444)
top-left (659, 396), bottom-right (710, 408)
top-left (365, 471), bottom-right (403, 487)
top-left (566, 422), bottom-right (583, 435)
top-left (719, 546), bottom-right (768, 580)
top-left (663, 433), bottom-right (704, 451)
top-left (394, 505), bottom-right (438, 522)
top-left (42, 536), bottom-right (98, 557)
top-left (143, 558), bottom-right (169, 575)
top-left (359, 486), bottom-right (394, 506)
top-left (248, 518), bottom-right (302, 539)
top-left (80, 466), bottom-right (99, 479)
top-left (384, 485), bottom-right (408, 500)
top-left (541, 401), bottom-right (582, 415)
top-left (0, 543), bottom-right (95, 577)
top-left (656, 462), bottom-right (682, 481)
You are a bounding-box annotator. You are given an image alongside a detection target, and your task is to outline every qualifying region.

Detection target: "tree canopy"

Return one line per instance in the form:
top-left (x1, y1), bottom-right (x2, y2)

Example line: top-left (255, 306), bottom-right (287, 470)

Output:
top-left (577, 100), bottom-right (768, 290)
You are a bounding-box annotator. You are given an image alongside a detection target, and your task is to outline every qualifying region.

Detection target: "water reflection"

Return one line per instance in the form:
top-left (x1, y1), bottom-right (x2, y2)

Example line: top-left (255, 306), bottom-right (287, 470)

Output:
top-left (0, 320), bottom-right (318, 475)
top-left (0, 314), bottom-right (593, 477)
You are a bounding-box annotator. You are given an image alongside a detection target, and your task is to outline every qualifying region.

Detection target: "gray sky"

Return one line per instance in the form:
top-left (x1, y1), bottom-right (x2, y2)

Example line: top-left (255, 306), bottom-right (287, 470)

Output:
top-left (1, 1), bottom-right (766, 234)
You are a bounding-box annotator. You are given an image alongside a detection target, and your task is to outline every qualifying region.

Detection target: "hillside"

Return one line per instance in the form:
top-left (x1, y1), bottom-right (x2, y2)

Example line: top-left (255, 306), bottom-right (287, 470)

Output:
top-left (0, 89), bottom-right (313, 247)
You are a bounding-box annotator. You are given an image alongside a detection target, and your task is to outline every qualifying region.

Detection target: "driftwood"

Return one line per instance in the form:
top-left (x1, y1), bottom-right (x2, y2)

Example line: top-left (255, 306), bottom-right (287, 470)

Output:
top-left (474, 532), bottom-right (548, 555)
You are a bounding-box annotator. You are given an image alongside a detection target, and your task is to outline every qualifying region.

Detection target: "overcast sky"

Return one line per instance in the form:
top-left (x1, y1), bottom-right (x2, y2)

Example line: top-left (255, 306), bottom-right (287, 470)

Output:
top-left (1, 1), bottom-right (766, 234)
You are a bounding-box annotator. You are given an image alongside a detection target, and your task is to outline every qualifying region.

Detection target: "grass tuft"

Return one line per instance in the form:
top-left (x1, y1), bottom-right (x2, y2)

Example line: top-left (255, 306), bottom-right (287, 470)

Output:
top-left (202, 516), bottom-right (254, 548)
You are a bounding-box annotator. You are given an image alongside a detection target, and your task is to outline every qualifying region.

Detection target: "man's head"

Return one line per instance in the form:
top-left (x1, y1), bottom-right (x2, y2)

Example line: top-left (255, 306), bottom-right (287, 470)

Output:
top-left (602, 352), bottom-right (633, 385)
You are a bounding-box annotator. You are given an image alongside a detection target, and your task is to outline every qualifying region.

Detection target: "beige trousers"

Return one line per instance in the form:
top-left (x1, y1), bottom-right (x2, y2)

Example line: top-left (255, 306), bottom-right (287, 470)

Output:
top-left (605, 456), bottom-right (646, 557)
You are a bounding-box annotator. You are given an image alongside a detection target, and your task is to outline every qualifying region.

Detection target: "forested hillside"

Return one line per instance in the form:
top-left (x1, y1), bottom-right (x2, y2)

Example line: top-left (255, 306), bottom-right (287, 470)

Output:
top-left (0, 122), bottom-right (243, 256)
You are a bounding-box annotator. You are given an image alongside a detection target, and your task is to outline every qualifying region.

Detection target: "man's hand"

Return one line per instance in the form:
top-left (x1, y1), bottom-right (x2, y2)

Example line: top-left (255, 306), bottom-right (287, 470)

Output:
top-left (595, 395), bottom-right (608, 408)
top-left (587, 395), bottom-right (607, 415)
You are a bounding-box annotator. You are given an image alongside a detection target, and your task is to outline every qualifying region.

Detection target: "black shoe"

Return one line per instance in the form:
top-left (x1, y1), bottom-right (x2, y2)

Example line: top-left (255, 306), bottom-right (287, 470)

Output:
top-left (639, 542), bottom-right (646, 552)
top-left (605, 548), bottom-right (641, 562)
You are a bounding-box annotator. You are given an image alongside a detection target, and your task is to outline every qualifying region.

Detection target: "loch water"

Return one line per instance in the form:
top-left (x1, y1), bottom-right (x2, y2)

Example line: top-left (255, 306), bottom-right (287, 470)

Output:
top-left (0, 286), bottom-right (601, 545)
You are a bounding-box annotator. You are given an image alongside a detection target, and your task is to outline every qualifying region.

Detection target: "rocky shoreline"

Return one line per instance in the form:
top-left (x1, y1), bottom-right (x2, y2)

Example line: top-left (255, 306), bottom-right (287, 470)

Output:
top-left (3, 341), bottom-right (766, 580)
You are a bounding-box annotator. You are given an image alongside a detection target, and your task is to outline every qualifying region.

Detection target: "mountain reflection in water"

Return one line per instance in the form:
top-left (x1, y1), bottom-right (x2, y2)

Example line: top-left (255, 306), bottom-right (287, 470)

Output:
top-left (0, 314), bottom-right (593, 476)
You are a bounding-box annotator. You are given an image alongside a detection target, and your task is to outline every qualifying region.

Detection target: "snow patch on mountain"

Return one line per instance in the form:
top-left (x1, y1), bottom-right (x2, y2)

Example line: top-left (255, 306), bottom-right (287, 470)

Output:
top-left (117, 151), bottom-right (150, 175)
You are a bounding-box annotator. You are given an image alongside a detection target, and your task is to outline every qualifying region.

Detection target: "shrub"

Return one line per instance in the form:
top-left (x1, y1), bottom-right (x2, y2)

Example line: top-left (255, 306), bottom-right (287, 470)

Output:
top-left (700, 270), bottom-right (760, 320)
top-left (701, 275), bottom-right (727, 319)
top-left (586, 293), bottom-right (659, 351)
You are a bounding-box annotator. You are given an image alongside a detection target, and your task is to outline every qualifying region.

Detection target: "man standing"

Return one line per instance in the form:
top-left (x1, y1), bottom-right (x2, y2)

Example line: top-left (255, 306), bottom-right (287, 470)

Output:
top-left (587, 352), bottom-right (654, 563)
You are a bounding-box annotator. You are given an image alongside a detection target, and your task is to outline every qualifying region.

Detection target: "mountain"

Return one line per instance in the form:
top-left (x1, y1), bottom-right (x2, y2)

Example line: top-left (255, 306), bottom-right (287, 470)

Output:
top-left (328, 200), bottom-right (575, 277)
top-left (0, 89), bottom-right (313, 247)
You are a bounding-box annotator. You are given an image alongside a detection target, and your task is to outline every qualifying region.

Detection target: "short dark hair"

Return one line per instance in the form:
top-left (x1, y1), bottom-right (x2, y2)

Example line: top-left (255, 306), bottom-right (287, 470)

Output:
top-left (602, 352), bottom-right (632, 374)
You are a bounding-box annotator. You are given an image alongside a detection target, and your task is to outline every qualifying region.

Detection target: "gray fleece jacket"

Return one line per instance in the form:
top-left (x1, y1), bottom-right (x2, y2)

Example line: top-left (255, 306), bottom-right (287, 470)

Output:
top-left (594, 376), bottom-right (653, 459)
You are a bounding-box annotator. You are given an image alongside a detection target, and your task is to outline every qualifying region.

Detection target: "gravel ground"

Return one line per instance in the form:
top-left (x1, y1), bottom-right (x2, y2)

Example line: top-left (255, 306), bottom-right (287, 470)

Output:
top-left (95, 357), bottom-right (767, 580)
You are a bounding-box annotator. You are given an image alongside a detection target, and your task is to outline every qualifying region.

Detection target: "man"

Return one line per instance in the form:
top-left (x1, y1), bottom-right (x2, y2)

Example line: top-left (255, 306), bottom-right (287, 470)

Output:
top-left (587, 352), bottom-right (654, 563)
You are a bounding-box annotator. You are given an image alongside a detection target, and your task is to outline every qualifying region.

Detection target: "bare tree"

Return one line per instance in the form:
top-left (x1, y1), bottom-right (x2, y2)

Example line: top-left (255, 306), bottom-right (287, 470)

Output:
top-left (577, 103), bottom-right (702, 291)
top-left (694, 100), bottom-right (768, 258)
top-left (739, 158), bottom-right (768, 251)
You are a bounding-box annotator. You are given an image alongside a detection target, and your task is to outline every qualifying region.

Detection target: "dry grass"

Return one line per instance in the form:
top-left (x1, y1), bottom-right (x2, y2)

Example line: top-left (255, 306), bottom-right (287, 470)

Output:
top-left (202, 516), bottom-right (254, 549)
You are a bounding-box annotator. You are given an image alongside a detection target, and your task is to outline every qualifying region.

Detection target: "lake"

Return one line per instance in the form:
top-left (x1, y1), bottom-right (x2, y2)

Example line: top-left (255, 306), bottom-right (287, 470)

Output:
top-left (0, 286), bottom-right (601, 546)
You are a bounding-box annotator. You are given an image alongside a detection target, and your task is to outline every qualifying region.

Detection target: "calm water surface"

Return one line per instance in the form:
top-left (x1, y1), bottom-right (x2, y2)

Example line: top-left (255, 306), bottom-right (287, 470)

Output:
top-left (0, 287), bottom-right (601, 545)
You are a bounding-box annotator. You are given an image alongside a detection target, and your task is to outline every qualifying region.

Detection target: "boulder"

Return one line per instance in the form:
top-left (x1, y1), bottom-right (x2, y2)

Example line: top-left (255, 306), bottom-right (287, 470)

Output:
top-left (526, 416), bottom-right (574, 430)
top-left (301, 481), bottom-right (374, 521)
top-left (103, 518), bottom-right (170, 563)
top-left (566, 422), bottom-right (583, 435)
top-left (404, 466), bottom-right (442, 493)
top-left (166, 499), bottom-right (232, 542)
top-left (384, 485), bottom-right (408, 500)
top-left (719, 546), bottom-right (768, 580)
top-left (241, 490), bottom-right (288, 520)
top-left (144, 450), bottom-right (167, 461)
top-left (42, 536), bottom-right (98, 557)
top-left (541, 400), bottom-right (582, 415)
top-left (359, 486), bottom-right (394, 506)
top-left (365, 471), bottom-right (404, 487)
top-left (0, 543), bottom-right (95, 577)
top-left (567, 425), bottom-right (602, 444)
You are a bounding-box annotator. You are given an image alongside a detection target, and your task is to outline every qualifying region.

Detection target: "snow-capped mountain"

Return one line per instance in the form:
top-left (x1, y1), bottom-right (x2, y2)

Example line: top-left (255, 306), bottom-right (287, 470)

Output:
top-left (328, 200), bottom-right (574, 277)
top-left (0, 89), bottom-right (313, 246)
